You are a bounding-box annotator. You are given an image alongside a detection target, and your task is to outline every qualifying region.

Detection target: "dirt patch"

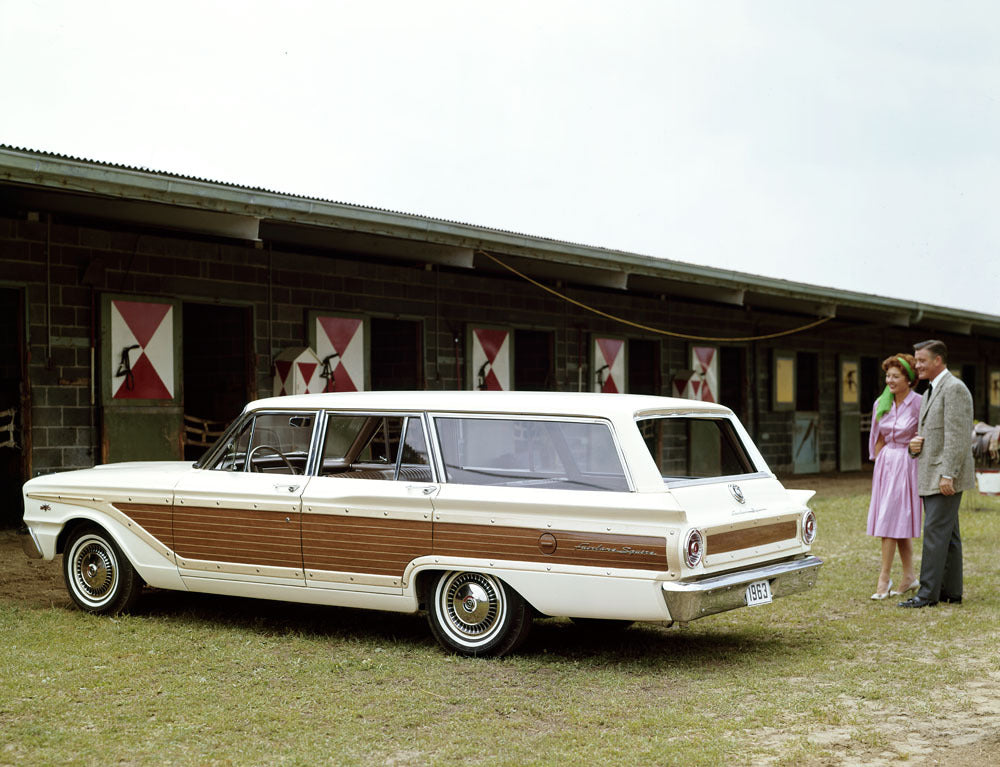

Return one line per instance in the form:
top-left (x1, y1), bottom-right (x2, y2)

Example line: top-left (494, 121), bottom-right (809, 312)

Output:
top-left (0, 530), bottom-right (69, 609)
top-left (792, 673), bottom-right (1000, 767)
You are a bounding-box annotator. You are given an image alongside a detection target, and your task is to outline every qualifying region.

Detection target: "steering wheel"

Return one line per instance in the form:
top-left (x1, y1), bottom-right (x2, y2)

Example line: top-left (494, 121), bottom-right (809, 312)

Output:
top-left (248, 444), bottom-right (298, 474)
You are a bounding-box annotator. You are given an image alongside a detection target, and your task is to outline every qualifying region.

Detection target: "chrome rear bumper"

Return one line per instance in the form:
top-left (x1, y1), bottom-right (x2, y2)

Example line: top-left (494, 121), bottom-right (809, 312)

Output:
top-left (661, 555), bottom-right (822, 623)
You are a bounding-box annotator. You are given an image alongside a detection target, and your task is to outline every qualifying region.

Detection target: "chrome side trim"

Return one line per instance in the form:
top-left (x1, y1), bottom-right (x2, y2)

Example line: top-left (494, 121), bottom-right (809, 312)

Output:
top-left (661, 472), bottom-right (770, 489)
top-left (661, 555), bottom-right (822, 622)
top-left (20, 527), bottom-right (43, 559)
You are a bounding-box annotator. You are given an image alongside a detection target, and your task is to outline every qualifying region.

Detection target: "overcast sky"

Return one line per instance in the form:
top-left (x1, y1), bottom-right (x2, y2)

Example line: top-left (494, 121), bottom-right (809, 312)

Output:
top-left (2, 1), bottom-right (998, 316)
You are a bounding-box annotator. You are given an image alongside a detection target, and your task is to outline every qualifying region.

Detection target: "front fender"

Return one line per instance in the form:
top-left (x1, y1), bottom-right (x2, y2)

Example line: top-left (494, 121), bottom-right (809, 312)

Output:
top-left (22, 496), bottom-right (185, 592)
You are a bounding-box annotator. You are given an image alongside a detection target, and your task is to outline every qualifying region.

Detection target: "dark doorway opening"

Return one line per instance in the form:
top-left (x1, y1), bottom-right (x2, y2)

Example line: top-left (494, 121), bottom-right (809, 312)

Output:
top-left (859, 355), bottom-right (880, 464)
top-left (182, 303), bottom-right (252, 461)
top-left (514, 329), bottom-right (553, 390)
top-left (371, 318), bottom-right (423, 390)
top-left (0, 287), bottom-right (26, 527)
top-left (962, 364), bottom-right (977, 418)
top-left (628, 339), bottom-right (659, 395)
top-left (719, 346), bottom-right (747, 423)
top-left (796, 352), bottom-right (819, 412)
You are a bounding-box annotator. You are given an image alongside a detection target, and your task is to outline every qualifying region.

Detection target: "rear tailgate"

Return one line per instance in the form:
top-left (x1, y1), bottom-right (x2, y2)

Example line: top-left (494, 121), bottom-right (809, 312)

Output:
top-left (665, 475), bottom-right (812, 571)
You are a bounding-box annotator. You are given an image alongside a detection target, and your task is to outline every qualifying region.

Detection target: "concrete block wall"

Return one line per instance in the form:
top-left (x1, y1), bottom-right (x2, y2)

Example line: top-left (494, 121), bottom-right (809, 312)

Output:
top-left (1, 211), bottom-right (997, 481)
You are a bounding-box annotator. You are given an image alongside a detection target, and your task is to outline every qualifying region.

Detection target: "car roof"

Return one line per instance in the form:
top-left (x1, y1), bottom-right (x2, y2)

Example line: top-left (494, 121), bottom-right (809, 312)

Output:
top-left (247, 390), bottom-right (732, 419)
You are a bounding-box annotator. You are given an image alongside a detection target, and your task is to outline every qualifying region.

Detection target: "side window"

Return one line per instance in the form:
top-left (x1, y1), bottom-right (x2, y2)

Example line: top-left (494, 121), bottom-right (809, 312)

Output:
top-left (320, 413), bottom-right (432, 481)
top-left (322, 415), bottom-right (368, 466)
top-left (211, 413), bottom-right (314, 474)
top-left (212, 418), bottom-right (253, 471)
top-left (360, 416), bottom-right (402, 465)
top-left (434, 417), bottom-right (628, 491)
top-left (397, 417), bottom-right (432, 481)
top-left (638, 416), bottom-right (756, 481)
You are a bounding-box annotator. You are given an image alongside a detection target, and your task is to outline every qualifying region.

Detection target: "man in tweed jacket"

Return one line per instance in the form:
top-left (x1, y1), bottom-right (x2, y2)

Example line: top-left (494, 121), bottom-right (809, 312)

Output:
top-left (900, 339), bottom-right (975, 608)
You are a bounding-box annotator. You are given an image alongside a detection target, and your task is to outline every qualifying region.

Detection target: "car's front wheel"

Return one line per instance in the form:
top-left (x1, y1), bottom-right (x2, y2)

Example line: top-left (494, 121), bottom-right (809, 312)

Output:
top-left (63, 525), bottom-right (143, 614)
top-left (426, 571), bottom-right (532, 657)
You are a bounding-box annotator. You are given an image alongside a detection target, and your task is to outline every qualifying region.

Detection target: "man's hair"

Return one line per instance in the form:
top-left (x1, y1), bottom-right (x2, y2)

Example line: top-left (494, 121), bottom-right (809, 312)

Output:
top-left (914, 339), bottom-right (948, 363)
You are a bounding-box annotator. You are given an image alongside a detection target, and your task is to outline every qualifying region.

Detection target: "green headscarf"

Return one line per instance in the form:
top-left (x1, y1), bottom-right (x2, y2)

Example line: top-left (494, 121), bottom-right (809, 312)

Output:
top-left (874, 357), bottom-right (916, 420)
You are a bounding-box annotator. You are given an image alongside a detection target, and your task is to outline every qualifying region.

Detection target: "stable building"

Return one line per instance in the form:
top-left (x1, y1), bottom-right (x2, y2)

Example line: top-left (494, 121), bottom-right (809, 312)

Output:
top-left (2, 145), bottom-right (999, 526)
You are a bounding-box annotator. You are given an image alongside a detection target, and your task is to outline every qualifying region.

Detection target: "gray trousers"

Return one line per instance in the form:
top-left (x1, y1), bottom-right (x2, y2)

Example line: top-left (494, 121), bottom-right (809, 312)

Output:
top-left (918, 492), bottom-right (963, 601)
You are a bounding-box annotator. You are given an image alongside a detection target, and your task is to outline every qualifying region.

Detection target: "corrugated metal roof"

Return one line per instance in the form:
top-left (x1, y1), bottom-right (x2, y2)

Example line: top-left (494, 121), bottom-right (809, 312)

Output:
top-left (0, 142), bottom-right (624, 252)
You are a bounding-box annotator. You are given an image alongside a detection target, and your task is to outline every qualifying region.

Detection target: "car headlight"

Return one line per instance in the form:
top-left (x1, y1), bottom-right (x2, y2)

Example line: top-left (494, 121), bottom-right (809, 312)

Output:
top-left (683, 528), bottom-right (704, 568)
top-left (801, 510), bottom-right (817, 544)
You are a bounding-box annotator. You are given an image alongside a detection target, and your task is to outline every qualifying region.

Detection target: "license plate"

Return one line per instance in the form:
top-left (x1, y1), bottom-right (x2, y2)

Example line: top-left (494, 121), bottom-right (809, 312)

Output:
top-left (745, 580), bottom-right (773, 606)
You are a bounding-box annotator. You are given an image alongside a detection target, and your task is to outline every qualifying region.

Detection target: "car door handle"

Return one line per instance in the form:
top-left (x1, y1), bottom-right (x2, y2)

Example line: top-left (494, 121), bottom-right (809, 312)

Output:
top-left (274, 484), bottom-right (300, 493)
top-left (407, 485), bottom-right (437, 495)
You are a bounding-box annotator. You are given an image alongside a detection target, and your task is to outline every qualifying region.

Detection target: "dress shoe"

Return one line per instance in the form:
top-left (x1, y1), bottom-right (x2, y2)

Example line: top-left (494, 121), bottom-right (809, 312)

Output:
top-left (898, 596), bottom-right (938, 608)
top-left (890, 578), bottom-right (919, 596)
top-left (871, 579), bottom-right (893, 600)
top-left (940, 594), bottom-right (963, 604)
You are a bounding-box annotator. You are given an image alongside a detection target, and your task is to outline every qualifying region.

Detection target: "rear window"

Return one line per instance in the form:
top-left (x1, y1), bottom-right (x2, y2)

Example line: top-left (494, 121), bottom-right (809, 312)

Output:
top-left (434, 417), bottom-right (629, 491)
top-left (637, 416), bottom-right (756, 481)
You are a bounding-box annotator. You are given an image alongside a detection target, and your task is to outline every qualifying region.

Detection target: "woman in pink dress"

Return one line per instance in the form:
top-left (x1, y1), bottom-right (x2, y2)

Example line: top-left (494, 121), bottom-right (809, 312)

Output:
top-left (867, 353), bottom-right (922, 599)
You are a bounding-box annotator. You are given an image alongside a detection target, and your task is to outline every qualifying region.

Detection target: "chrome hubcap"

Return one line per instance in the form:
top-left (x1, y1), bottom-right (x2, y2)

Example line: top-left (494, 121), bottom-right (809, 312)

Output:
top-left (454, 582), bottom-right (491, 625)
top-left (73, 539), bottom-right (116, 602)
top-left (442, 573), bottom-right (502, 639)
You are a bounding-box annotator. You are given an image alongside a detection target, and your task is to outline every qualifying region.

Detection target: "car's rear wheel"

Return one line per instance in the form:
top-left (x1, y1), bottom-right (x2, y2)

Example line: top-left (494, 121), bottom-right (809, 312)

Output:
top-left (426, 571), bottom-right (532, 657)
top-left (63, 525), bottom-right (142, 614)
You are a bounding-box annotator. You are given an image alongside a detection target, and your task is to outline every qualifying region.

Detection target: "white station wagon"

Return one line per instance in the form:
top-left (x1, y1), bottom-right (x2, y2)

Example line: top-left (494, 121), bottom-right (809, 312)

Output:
top-left (21, 391), bottom-right (821, 656)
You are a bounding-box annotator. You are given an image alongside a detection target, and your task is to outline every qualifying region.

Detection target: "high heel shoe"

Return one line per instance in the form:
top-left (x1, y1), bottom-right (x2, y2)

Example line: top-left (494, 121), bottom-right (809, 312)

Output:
top-left (871, 579), bottom-right (893, 600)
top-left (890, 578), bottom-right (919, 596)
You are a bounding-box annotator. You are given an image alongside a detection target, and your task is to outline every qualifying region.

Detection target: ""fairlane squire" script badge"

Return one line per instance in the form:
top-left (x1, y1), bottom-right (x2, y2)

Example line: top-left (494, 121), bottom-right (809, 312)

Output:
top-left (573, 542), bottom-right (659, 557)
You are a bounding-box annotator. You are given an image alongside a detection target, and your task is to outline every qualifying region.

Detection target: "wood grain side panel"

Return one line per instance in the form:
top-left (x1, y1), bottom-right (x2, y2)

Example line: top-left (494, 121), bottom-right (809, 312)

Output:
top-left (173, 506), bottom-right (302, 568)
top-left (302, 515), bottom-right (432, 577)
top-left (707, 521), bottom-right (798, 555)
top-left (116, 503), bottom-right (174, 549)
top-left (433, 523), bottom-right (668, 570)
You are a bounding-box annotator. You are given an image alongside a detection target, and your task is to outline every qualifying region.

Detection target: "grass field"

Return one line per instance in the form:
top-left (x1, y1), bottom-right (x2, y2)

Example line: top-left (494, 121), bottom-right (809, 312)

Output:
top-left (2, 485), bottom-right (998, 766)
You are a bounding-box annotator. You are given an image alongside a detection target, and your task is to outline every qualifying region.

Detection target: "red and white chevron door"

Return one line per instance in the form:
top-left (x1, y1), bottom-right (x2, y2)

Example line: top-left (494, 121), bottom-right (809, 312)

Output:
top-left (273, 347), bottom-right (323, 396)
top-left (690, 345), bottom-right (718, 402)
top-left (593, 337), bottom-right (625, 393)
top-left (469, 327), bottom-right (510, 390)
top-left (110, 299), bottom-right (175, 400)
top-left (315, 316), bottom-right (366, 392)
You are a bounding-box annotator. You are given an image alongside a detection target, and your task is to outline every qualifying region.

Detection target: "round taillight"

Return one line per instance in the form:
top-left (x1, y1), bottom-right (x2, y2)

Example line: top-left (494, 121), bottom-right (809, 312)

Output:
top-left (802, 510), bottom-right (817, 544)
top-left (684, 529), bottom-right (704, 569)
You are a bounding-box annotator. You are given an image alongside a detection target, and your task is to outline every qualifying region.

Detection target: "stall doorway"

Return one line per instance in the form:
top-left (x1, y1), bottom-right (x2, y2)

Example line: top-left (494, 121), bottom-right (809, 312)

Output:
top-left (719, 346), bottom-right (747, 423)
top-left (514, 329), bottom-right (553, 390)
top-left (182, 302), bottom-right (252, 461)
top-left (962, 364), bottom-right (978, 418)
top-left (793, 351), bottom-right (820, 474)
top-left (628, 339), bottom-right (659, 395)
top-left (0, 287), bottom-right (26, 527)
top-left (859, 355), bottom-right (880, 464)
top-left (371, 318), bottom-right (423, 390)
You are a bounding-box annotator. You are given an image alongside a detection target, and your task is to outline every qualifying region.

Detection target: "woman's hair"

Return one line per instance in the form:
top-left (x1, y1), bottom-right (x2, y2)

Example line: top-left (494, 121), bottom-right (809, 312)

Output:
top-left (882, 353), bottom-right (918, 388)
